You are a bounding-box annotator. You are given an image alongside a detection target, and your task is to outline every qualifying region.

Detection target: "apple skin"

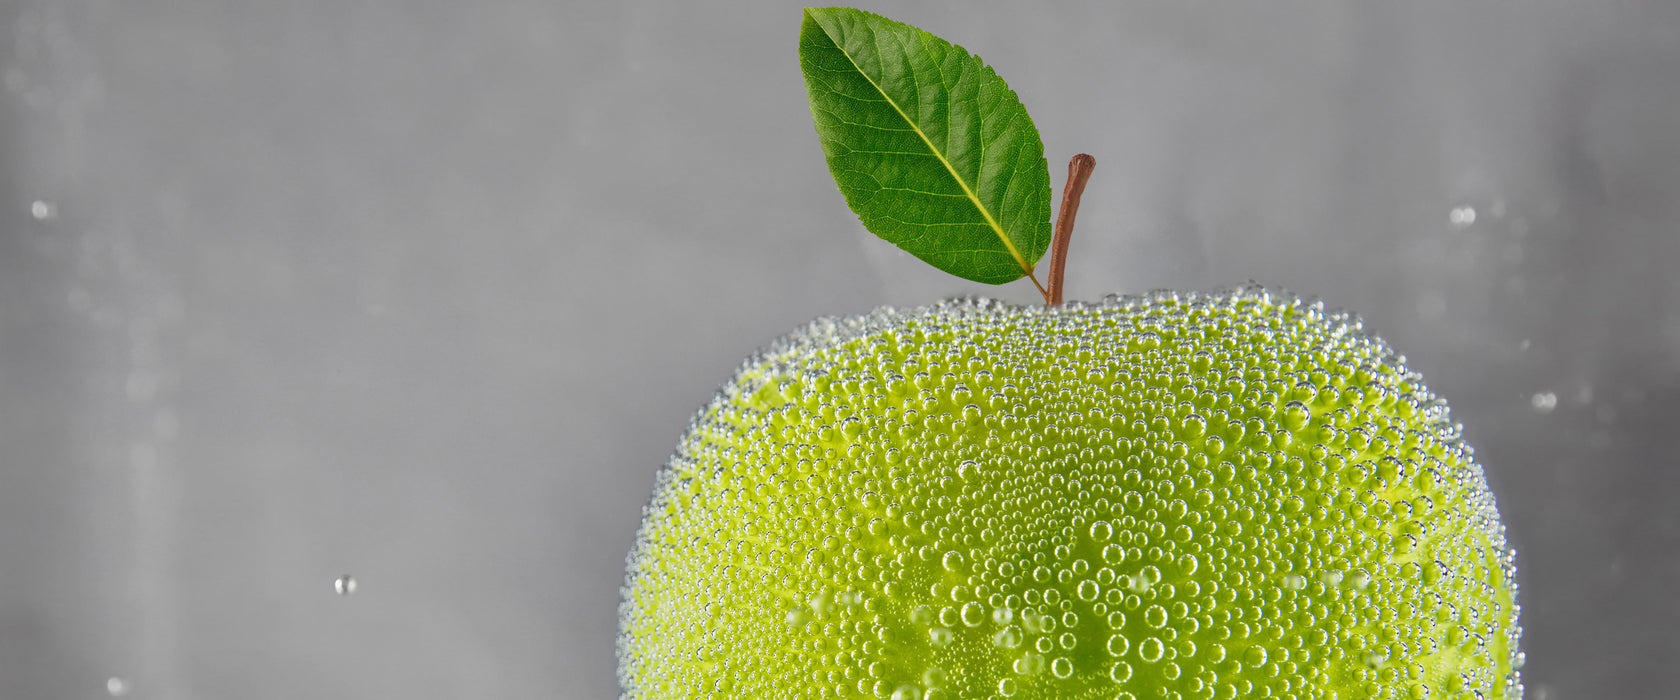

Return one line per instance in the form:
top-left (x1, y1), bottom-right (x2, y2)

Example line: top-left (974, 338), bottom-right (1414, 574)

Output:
top-left (618, 287), bottom-right (1521, 700)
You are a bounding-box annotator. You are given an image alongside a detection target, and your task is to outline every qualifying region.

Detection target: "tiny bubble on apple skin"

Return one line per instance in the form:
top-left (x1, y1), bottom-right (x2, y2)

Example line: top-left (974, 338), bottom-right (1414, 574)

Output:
top-left (617, 289), bottom-right (1521, 700)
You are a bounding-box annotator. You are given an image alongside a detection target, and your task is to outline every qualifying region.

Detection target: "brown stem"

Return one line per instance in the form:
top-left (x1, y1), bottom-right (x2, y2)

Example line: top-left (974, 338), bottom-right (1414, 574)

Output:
top-left (1046, 153), bottom-right (1095, 306)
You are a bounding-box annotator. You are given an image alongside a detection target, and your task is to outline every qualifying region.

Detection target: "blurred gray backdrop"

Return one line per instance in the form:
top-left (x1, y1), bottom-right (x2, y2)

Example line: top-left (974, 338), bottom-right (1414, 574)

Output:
top-left (2, 1), bottom-right (1676, 698)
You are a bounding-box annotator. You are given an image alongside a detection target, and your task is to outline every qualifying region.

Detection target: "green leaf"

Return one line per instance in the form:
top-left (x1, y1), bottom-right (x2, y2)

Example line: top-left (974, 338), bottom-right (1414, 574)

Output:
top-left (799, 7), bottom-right (1052, 285)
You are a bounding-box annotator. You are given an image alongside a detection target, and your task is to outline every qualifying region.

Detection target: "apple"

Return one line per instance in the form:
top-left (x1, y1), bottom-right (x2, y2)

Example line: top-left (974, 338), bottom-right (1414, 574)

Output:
top-left (617, 7), bottom-right (1521, 699)
top-left (617, 287), bottom-right (1521, 700)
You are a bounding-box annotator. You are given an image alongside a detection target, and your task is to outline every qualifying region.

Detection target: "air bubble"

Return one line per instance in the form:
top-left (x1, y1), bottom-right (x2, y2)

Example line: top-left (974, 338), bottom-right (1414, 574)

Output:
top-left (1013, 653), bottom-right (1046, 675)
top-left (923, 667), bottom-right (947, 688)
top-left (1107, 634), bottom-right (1130, 656)
top-left (1139, 637), bottom-right (1164, 662)
top-left (1144, 605), bottom-right (1168, 628)
top-left (809, 591), bottom-right (832, 616)
top-left (943, 551), bottom-right (965, 572)
top-left (1449, 205), bottom-right (1477, 228)
top-left (1350, 570), bottom-right (1371, 590)
top-left (1077, 580), bottom-right (1100, 601)
top-left (993, 625), bottom-right (1023, 648)
top-left (1090, 521), bottom-right (1113, 541)
top-left (1051, 657), bottom-right (1073, 678)
top-left (334, 575), bottom-right (357, 595)
top-left (929, 627), bottom-right (953, 646)
top-left (1282, 401), bottom-right (1311, 431)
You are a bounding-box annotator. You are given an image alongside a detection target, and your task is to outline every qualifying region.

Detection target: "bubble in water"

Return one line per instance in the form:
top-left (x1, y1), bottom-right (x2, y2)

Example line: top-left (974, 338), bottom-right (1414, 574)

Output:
top-left (993, 625), bottom-right (1023, 648)
top-left (1077, 579), bottom-right (1099, 601)
top-left (1139, 637), bottom-right (1164, 662)
top-left (1107, 634), bottom-right (1129, 656)
top-left (1281, 401), bottom-right (1312, 431)
top-left (1530, 392), bottom-right (1557, 413)
top-left (1051, 656), bottom-right (1073, 678)
top-left (1089, 520), bottom-right (1113, 541)
top-left (891, 684), bottom-right (920, 700)
top-left (1014, 652), bottom-right (1046, 675)
top-left (1449, 205), bottom-right (1477, 228)
top-left (30, 200), bottom-right (56, 220)
top-left (106, 677), bottom-right (129, 697)
top-left (333, 575), bottom-right (357, 595)
top-left (1144, 605), bottom-right (1168, 628)
top-left (943, 551), bottom-right (965, 572)
top-left (808, 591), bottom-right (832, 617)
top-left (1349, 569), bottom-right (1371, 590)
top-left (923, 667), bottom-right (947, 687)
top-left (929, 627), bottom-right (953, 646)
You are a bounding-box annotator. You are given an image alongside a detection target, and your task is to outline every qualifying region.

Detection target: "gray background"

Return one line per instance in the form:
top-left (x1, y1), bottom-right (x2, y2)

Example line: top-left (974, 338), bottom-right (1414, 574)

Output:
top-left (1, 1), bottom-right (1676, 698)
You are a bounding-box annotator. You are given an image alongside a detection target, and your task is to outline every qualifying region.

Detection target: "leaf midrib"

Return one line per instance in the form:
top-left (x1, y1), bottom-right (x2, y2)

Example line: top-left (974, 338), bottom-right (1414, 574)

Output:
top-left (826, 20), bottom-right (1033, 277)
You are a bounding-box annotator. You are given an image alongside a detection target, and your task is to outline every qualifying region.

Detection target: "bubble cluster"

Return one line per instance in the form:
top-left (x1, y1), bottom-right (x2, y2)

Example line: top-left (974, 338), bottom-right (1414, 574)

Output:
top-left (618, 287), bottom-right (1521, 700)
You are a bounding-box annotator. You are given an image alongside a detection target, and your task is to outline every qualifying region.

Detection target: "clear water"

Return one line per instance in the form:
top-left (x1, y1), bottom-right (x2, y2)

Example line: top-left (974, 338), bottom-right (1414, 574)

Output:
top-left (0, 2), bottom-right (1674, 699)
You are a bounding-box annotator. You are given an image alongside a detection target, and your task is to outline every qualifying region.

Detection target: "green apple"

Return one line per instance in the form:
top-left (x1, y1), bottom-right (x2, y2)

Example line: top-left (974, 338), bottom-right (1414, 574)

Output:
top-left (618, 288), bottom-right (1521, 700)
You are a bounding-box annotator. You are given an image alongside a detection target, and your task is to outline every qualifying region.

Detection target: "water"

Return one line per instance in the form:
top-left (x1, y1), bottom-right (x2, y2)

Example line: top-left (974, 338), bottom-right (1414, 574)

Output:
top-left (0, 3), bottom-right (1674, 700)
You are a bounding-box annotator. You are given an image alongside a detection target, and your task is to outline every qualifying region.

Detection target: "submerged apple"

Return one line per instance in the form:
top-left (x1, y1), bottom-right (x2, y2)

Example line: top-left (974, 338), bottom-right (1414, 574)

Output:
top-left (618, 289), bottom-right (1520, 700)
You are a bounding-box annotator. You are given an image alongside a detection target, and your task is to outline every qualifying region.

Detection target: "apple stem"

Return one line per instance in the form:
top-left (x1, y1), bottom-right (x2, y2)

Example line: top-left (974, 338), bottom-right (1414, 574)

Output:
top-left (1046, 153), bottom-right (1095, 307)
